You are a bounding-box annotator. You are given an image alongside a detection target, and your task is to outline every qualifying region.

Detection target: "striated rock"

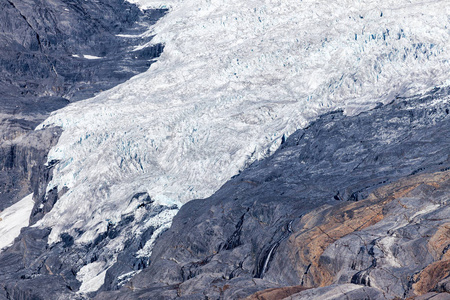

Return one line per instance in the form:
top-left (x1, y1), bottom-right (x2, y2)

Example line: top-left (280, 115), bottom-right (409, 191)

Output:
top-left (285, 284), bottom-right (394, 300)
top-left (244, 285), bottom-right (308, 300)
top-left (95, 88), bottom-right (450, 299)
top-left (0, 0), bottom-right (165, 100)
top-left (412, 222), bottom-right (450, 296)
top-left (410, 293), bottom-right (450, 300)
top-left (0, 0), bottom-right (166, 215)
top-left (413, 260), bottom-right (450, 296)
top-left (0, 118), bottom-right (62, 210)
top-left (280, 171), bottom-right (450, 298)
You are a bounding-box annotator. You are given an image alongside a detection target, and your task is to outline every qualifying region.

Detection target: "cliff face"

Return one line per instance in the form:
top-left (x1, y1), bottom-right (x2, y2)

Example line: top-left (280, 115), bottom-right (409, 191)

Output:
top-left (1, 1), bottom-right (449, 299)
top-left (0, 0), bottom-right (165, 100)
top-left (0, 111), bottom-right (63, 211)
top-left (0, 2), bottom-right (166, 297)
top-left (94, 87), bottom-right (450, 299)
top-left (0, 0), bottom-right (165, 214)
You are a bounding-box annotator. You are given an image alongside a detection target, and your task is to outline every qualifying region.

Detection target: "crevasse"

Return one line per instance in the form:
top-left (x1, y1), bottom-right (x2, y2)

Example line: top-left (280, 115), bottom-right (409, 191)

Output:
top-left (35, 0), bottom-right (450, 288)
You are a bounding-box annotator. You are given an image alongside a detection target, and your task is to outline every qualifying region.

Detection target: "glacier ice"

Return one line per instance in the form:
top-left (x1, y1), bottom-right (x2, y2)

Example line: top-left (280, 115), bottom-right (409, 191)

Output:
top-left (35, 0), bottom-right (450, 290)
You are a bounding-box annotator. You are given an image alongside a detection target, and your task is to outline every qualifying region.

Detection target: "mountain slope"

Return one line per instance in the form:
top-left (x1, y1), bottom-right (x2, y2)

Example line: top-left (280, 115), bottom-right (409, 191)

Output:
top-left (33, 0), bottom-right (450, 295)
top-left (38, 0), bottom-right (450, 247)
top-left (96, 87), bottom-right (450, 299)
top-left (0, 0), bottom-right (449, 298)
top-left (0, 0), bottom-right (166, 212)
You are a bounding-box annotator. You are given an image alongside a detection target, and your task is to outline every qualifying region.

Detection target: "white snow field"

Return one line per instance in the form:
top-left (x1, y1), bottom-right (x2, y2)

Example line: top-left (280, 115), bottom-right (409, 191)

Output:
top-left (0, 193), bottom-right (34, 252)
top-left (35, 0), bottom-right (449, 290)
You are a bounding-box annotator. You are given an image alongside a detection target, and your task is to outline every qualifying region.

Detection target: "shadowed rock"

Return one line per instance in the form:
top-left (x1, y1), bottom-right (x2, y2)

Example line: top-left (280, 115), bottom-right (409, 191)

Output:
top-left (0, 2), bottom-right (168, 298)
top-left (0, 0), bottom-right (166, 101)
top-left (94, 87), bottom-right (450, 299)
top-left (0, 0), bottom-right (166, 215)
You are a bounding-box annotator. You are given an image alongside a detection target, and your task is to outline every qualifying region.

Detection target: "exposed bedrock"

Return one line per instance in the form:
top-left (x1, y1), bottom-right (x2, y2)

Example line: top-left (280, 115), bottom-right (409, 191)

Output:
top-left (94, 87), bottom-right (450, 299)
top-left (0, 112), bottom-right (63, 211)
top-left (0, 0), bottom-right (166, 100)
top-left (0, 0), bottom-right (166, 211)
top-left (1, 87), bottom-right (449, 299)
top-left (0, 191), bottom-right (178, 299)
top-left (0, 2), bottom-right (167, 298)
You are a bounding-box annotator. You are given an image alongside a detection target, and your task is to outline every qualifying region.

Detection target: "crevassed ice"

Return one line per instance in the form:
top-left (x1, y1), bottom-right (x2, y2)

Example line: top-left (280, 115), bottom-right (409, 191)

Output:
top-left (37, 0), bottom-right (450, 250)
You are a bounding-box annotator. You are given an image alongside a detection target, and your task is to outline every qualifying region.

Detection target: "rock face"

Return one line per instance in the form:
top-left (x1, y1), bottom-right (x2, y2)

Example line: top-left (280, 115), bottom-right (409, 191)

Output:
top-left (1, 1), bottom-right (450, 299)
top-left (0, 0), bottom-right (165, 100)
top-left (94, 87), bottom-right (450, 299)
top-left (0, 111), bottom-right (63, 211)
top-left (0, 0), bottom-right (165, 212)
top-left (0, 2), bottom-right (167, 298)
top-left (0, 200), bottom-right (178, 299)
top-left (282, 171), bottom-right (450, 299)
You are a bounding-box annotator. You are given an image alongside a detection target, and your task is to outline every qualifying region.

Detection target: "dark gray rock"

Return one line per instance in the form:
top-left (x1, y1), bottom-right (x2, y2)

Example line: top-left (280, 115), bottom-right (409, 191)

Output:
top-left (287, 284), bottom-right (394, 300)
top-left (0, 123), bottom-right (62, 211)
top-left (0, 0), bottom-right (166, 101)
top-left (96, 87), bottom-right (450, 299)
top-left (0, 194), bottom-right (178, 299)
top-left (0, 226), bottom-right (83, 300)
top-left (0, 0), bottom-right (166, 215)
top-left (0, 2), bottom-right (168, 298)
top-left (414, 293), bottom-right (450, 300)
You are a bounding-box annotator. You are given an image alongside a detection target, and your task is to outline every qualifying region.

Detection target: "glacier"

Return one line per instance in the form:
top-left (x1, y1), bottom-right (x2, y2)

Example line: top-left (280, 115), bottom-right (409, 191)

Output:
top-left (34, 0), bottom-right (450, 291)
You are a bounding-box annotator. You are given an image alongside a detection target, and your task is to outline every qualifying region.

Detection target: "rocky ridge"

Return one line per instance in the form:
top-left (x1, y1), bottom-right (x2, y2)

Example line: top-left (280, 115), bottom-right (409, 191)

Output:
top-left (0, 0), bottom-right (166, 212)
top-left (94, 87), bottom-right (450, 299)
top-left (0, 1), bottom-right (166, 298)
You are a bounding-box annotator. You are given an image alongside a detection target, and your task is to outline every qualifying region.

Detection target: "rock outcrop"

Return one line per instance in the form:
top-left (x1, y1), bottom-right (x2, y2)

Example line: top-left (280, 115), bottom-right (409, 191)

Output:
top-left (0, 0), bottom-right (165, 100)
top-left (95, 87), bottom-right (450, 299)
top-left (0, 2), bottom-right (167, 298)
top-left (1, 4), bottom-right (449, 295)
top-left (0, 111), bottom-right (63, 211)
top-left (0, 0), bottom-right (165, 214)
top-left (1, 83), bottom-right (449, 300)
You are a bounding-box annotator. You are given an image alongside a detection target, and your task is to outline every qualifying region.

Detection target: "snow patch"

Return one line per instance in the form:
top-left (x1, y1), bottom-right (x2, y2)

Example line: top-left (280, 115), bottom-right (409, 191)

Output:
top-left (0, 193), bottom-right (34, 252)
top-left (117, 270), bottom-right (142, 286)
top-left (126, 0), bottom-right (175, 9)
top-left (76, 261), bottom-right (108, 294)
top-left (378, 236), bottom-right (402, 268)
top-left (136, 208), bottom-right (179, 258)
top-left (83, 55), bottom-right (102, 60)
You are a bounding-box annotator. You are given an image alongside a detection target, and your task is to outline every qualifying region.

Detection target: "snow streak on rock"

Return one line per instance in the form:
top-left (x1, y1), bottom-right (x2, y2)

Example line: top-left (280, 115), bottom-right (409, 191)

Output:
top-left (35, 0), bottom-right (450, 289)
top-left (0, 193), bottom-right (34, 252)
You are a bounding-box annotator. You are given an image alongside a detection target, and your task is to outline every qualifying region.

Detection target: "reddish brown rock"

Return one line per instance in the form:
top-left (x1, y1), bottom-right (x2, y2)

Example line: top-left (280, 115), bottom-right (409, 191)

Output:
top-left (245, 285), bottom-right (309, 300)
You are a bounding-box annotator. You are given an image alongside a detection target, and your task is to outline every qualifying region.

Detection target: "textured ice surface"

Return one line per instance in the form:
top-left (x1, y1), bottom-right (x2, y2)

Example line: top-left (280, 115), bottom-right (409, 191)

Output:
top-left (35, 0), bottom-right (450, 289)
top-left (0, 194), bottom-right (34, 252)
